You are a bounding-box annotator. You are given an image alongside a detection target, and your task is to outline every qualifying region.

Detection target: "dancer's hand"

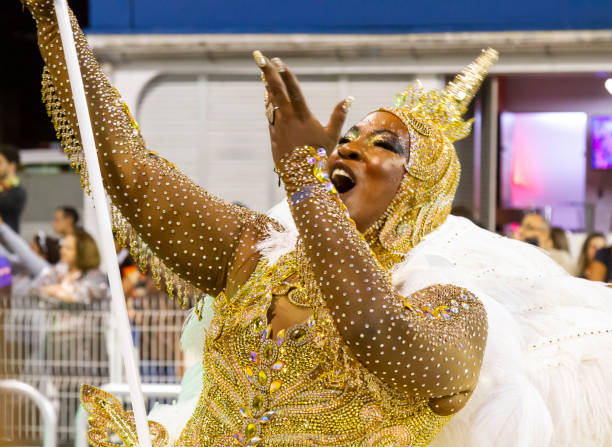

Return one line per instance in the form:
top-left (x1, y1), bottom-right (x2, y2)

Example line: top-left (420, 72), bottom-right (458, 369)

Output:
top-left (253, 50), bottom-right (352, 166)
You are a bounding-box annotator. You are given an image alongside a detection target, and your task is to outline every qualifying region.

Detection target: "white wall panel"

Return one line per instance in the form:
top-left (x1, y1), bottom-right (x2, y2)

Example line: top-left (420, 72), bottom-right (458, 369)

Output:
top-left (137, 75), bottom-right (206, 185)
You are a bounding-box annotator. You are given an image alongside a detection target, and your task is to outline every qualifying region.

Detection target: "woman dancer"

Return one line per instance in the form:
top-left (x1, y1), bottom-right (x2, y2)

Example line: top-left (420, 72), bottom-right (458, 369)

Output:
top-left (20, 1), bottom-right (612, 446)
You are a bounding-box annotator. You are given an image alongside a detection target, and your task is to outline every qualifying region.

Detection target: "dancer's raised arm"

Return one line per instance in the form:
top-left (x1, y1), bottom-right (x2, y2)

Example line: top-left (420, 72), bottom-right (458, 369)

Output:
top-left (257, 53), bottom-right (487, 413)
top-left (21, 1), bottom-right (276, 300)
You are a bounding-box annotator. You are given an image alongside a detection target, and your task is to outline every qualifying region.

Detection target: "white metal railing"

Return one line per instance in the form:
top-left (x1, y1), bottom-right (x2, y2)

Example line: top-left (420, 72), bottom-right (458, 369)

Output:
top-left (0, 379), bottom-right (58, 447)
top-left (1, 294), bottom-right (186, 444)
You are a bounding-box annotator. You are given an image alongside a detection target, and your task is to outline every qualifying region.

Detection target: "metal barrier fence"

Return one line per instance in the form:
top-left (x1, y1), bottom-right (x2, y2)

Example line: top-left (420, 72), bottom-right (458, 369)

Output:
top-left (0, 379), bottom-right (58, 447)
top-left (0, 294), bottom-right (186, 446)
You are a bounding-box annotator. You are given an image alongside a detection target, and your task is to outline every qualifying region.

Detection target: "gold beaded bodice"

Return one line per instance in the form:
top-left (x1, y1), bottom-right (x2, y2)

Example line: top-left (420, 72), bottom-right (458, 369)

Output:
top-left (175, 254), bottom-right (451, 446)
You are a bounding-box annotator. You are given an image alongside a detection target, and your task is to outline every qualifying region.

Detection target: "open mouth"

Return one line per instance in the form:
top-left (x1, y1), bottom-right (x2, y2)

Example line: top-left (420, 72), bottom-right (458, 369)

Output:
top-left (331, 167), bottom-right (356, 194)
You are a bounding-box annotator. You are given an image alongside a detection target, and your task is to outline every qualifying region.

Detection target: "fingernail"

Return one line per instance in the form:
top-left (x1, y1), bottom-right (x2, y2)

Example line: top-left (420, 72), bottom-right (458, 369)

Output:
top-left (253, 50), bottom-right (266, 67)
top-left (271, 57), bottom-right (285, 72)
top-left (342, 96), bottom-right (354, 113)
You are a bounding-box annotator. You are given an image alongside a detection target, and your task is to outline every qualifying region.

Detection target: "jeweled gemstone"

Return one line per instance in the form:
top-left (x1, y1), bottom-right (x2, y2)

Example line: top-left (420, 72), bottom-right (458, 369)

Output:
top-left (246, 423), bottom-right (257, 438)
top-left (263, 344), bottom-right (274, 361)
top-left (253, 318), bottom-right (264, 332)
top-left (269, 379), bottom-right (282, 393)
top-left (257, 370), bottom-right (268, 387)
top-left (259, 411), bottom-right (275, 424)
top-left (276, 329), bottom-right (285, 347)
top-left (245, 366), bottom-right (254, 383)
top-left (252, 394), bottom-right (264, 412)
top-left (271, 361), bottom-right (284, 371)
top-left (246, 436), bottom-right (261, 446)
top-left (291, 328), bottom-right (306, 342)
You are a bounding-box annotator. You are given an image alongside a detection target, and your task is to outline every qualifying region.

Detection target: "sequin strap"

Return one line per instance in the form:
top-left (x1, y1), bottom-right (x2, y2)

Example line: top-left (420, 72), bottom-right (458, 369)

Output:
top-left (80, 384), bottom-right (169, 447)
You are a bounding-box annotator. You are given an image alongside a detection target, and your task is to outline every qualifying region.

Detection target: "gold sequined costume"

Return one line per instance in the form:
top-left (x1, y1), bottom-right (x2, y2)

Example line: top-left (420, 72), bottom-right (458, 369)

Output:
top-left (23, 1), bottom-right (493, 445)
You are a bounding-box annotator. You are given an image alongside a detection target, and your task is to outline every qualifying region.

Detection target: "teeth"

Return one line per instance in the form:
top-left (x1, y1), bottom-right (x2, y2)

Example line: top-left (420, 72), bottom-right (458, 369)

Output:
top-left (331, 168), bottom-right (352, 181)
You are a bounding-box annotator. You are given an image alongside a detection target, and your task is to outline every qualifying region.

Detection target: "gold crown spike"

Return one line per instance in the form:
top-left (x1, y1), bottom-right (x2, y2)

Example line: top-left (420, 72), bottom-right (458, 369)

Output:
top-left (388, 48), bottom-right (498, 143)
top-left (444, 48), bottom-right (499, 114)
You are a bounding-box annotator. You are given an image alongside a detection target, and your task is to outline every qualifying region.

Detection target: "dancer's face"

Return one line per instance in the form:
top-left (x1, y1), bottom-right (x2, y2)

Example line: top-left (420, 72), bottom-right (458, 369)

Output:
top-left (327, 111), bottom-right (409, 232)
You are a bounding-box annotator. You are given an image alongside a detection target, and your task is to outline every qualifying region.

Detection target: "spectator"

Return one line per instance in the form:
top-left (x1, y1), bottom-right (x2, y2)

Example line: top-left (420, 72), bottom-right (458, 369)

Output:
top-left (0, 219), bottom-right (56, 276)
top-left (517, 214), bottom-right (573, 273)
top-left (113, 235), bottom-right (144, 298)
top-left (31, 232), bottom-right (61, 265)
top-left (30, 229), bottom-right (109, 305)
top-left (517, 213), bottom-right (549, 247)
top-left (550, 227), bottom-right (570, 252)
top-left (547, 227), bottom-right (574, 274)
top-left (0, 254), bottom-right (12, 301)
top-left (52, 206), bottom-right (79, 240)
top-left (0, 145), bottom-right (27, 233)
top-left (590, 246), bottom-right (612, 283)
top-left (0, 218), bottom-right (60, 297)
top-left (576, 232), bottom-right (606, 279)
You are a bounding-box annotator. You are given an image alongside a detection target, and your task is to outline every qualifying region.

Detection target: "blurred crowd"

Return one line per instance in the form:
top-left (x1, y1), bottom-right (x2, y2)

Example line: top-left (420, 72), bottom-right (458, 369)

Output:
top-left (513, 212), bottom-right (611, 281)
top-left (0, 144), bottom-right (176, 308)
top-left (0, 145), bottom-right (185, 376)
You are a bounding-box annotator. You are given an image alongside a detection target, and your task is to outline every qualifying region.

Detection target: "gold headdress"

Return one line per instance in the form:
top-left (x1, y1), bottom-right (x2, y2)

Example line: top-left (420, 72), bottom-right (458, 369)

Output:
top-left (365, 48), bottom-right (498, 262)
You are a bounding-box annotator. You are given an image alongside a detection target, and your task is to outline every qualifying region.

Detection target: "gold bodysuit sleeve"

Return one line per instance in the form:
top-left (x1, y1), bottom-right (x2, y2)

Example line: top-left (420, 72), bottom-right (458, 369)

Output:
top-left (278, 146), bottom-right (487, 413)
top-left (23, 1), bottom-right (275, 305)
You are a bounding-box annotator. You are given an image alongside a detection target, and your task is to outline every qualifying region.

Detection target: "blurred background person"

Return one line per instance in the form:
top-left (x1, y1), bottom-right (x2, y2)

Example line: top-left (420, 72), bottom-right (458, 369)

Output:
top-left (517, 213), bottom-right (549, 247)
top-left (589, 245), bottom-right (612, 284)
top-left (548, 226), bottom-right (574, 274)
top-left (0, 145), bottom-right (26, 233)
top-left (52, 206), bottom-right (79, 241)
top-left (0, 217), bottom-right (60, 297)
top-left (576, 232), bottom-right (606, 279)
top-left (30, 232), bottom-right (61, 265)
top-left (30, 229), bottom-right (108, 305)
top-left (113, 234), bottom-right (142, 298)
top-left (517, 213), bottom-right (574, 273)
top-left (0, 253), bottom-right (12, 303)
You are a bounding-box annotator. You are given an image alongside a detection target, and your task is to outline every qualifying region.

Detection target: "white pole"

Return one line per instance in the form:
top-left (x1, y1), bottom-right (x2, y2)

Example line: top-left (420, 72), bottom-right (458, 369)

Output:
top-left (52, 2), bottom-right (152, 446)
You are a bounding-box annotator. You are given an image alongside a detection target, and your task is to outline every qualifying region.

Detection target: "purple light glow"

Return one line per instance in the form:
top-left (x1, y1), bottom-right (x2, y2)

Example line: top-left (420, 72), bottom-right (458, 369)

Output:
top-left (591, 116), bottom-right (612, 170)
